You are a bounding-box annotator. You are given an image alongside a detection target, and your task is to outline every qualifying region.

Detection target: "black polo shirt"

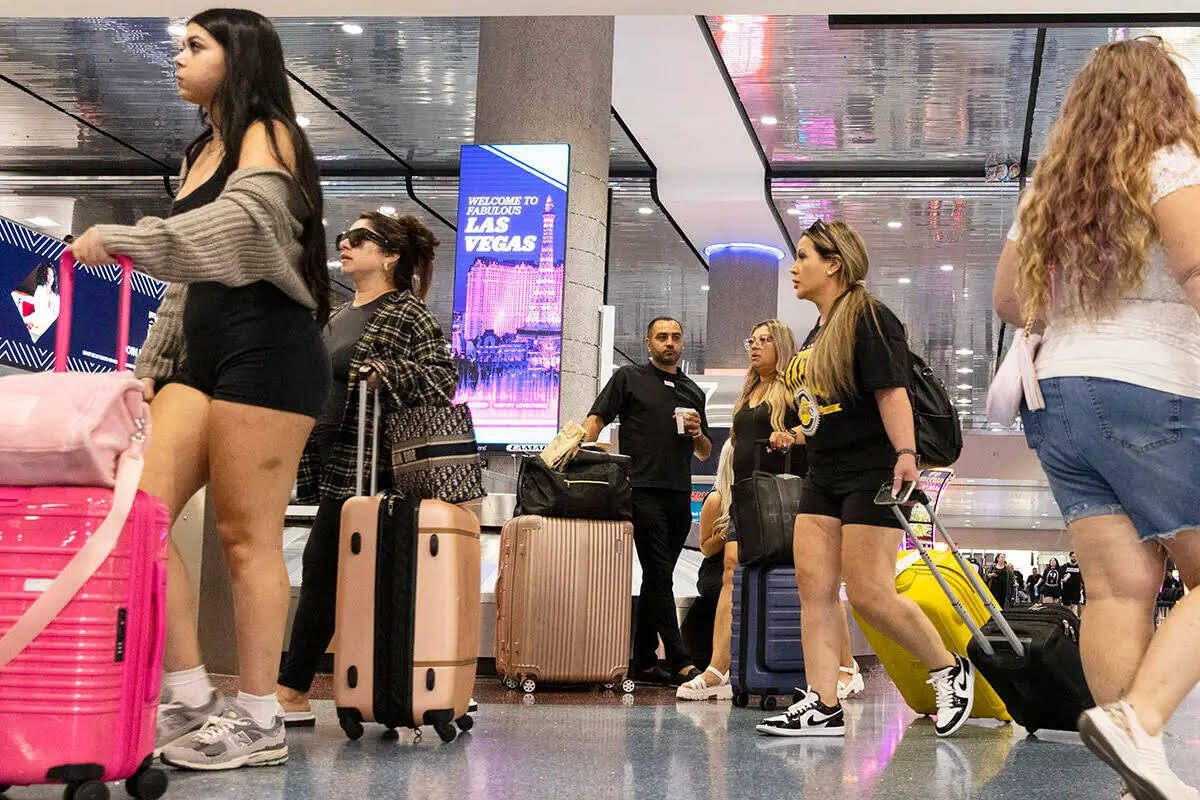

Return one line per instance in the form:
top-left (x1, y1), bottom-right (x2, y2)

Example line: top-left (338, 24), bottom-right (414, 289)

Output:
top-left (589, 363), bottom-right (710, 492)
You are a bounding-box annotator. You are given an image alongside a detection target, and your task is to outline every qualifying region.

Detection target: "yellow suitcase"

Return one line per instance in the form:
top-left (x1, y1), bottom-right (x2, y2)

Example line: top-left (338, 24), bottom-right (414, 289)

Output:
top-left (853, 549), bottom-right (1012, 721)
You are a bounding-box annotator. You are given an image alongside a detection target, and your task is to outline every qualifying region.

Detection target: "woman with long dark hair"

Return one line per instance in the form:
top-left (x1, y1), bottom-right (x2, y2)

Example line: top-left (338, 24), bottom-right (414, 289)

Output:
top-left (757, 220), bottom-right (976, 740)
top-left (71, 9), bottom-right (331, 770)
top-left (993, 36), bottom-right (1200, 797)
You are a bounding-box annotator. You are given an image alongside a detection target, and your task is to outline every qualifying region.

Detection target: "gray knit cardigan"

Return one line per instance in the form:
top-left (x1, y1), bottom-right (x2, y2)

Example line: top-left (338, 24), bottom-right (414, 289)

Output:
top-left (94, 166), bottom-right (317, 382)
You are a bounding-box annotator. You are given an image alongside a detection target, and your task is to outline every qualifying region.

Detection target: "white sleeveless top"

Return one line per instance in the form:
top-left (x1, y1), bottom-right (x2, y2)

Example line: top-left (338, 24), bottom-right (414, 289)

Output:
top-left (1007, 143), bottom-right (1200, 400)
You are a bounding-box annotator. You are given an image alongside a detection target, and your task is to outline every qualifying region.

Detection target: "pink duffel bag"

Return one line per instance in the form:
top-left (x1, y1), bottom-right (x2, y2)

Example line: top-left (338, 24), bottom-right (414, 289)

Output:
top-left (0, 251), bottom-right (171, 799)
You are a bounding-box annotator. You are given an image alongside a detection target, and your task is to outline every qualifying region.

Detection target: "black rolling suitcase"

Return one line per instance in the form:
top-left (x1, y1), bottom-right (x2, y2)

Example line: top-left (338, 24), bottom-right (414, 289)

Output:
top-left (874, 481), bottom-right (1093, 735)
top-left (967, 605), bottom-right (1093, 734)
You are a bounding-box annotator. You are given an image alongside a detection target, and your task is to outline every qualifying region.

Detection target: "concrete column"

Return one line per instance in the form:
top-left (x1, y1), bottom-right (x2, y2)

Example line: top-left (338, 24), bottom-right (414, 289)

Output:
top-left (704, 244), bottom-right (785, 369)
top-left (474, 16), bottom-right (614, 426)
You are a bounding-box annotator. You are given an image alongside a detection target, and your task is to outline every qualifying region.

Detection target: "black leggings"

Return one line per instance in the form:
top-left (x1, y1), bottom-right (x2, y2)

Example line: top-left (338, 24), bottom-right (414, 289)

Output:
top-left (278, 497), bottom-right (343, 693)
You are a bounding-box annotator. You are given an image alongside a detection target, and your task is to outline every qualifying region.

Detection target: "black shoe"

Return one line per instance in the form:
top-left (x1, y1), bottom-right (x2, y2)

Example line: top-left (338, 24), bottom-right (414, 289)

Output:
top-left (630, 665), bottom-right (673, 686)
top-left (670, 667), bottom-right (703, 687)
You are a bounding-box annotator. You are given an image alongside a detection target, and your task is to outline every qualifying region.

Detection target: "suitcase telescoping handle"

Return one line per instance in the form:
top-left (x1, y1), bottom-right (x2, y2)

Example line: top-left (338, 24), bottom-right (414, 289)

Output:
top-left (56, 250), bottom-right (135, 373)
top-left (355, 378), bottom-right (381, 497)
top-left (875, 483), bottom-right (1026, 658)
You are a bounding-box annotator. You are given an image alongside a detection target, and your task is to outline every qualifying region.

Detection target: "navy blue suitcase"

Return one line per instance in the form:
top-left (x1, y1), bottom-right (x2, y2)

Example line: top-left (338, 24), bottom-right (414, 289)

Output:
top-left (730, 564), bottom-right (804, 711)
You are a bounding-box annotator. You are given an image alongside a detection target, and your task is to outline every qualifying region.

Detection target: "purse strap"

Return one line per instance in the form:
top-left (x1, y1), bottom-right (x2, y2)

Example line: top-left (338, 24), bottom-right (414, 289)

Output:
top-left (0, 439), bottom-right (146, 670)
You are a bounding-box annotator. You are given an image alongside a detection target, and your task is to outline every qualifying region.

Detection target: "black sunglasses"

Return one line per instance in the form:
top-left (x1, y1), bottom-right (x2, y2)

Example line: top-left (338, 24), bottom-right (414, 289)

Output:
top-left (335, 228), bottom-right (391, 250)
top-left (803, 218), bottom-right (839, 254)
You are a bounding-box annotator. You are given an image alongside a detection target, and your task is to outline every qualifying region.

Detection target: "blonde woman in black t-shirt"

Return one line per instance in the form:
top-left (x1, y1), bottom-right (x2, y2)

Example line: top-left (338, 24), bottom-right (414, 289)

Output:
top-left (757, 219), bottom-right (976, 739)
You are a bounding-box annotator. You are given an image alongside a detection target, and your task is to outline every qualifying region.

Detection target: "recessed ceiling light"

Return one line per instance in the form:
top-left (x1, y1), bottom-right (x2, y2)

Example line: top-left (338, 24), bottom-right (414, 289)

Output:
top-left (957, 384), bottom-right (972, 390)
top-left (787, 208), bottom-right (801, 215)
top-left (26, 216), bottom-right (58, 228)
top-left (167, 23), bottom-right (187, 37)
top-left (721, 21), bottom-right (740, 32)
top-left (637, 207), bottom-right (653, 215)
top-left (341, 23), bottom-right (364, 35)
top-left (378, 205), bottom-right (396, 215)
top-left (956, 348), bottom-right (974, 356)
top-left (957, 367), bottom-right (974, 374)
top-left (887, 221), bottom-right (903, 229)
top-left (940, 264), bottom-right (955, 272)
top-left (898, 277), bottom-right (912, 284)
top-left (295, 115), bottom-right (311, 128)
top-left (957, 398), bottom-right (971, 405)
top-left (700, 285), bottom-right (710, 292)
top-left (761, 115), bottom-right (778, 126)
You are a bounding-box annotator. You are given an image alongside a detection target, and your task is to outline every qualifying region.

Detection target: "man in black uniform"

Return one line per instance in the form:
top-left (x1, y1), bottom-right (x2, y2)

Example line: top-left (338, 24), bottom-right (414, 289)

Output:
top-left (1062, 551), bottom-right (1085, 615)
top-left (585, 317), bottom-right (712, 686)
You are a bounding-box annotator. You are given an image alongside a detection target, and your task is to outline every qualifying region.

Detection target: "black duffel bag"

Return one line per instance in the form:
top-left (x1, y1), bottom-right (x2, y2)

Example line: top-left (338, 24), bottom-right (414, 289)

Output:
top-left (733, 440), bottom-right (806, 567)
top-left (515, 449), bottom-right (632, 521)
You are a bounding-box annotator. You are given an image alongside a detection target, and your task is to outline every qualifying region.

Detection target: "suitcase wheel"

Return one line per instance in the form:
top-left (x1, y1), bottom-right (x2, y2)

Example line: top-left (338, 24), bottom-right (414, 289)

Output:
top-left (501, 676), bottom-right (520, 691)
top-left (733, 691), bottom-right (750, 708)
top-left (382, 728), bottom-right (400, 740)
top-left (456, 714), bottom-right (474, 733)
top-left (434, 721), bottom-right (458, 743)
top-left (64, 781), bottom-right (108, 800)
top-left (621, 679), bottom-right (636, 694)
top-left (760, 695), bottom-right (778, 712)
top-left (338, 707), bottom-right (365, 741)
top-left (125, 765), bottom-right (167, 800)
top-left (521, 678), bottom-right (537, 694)
top-left (603, 683), bottom-right (615, 691)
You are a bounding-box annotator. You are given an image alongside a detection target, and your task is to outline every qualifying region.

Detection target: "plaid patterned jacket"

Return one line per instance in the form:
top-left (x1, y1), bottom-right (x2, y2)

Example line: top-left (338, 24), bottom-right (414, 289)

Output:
top-left (295, 290), bottom-right (456, 504)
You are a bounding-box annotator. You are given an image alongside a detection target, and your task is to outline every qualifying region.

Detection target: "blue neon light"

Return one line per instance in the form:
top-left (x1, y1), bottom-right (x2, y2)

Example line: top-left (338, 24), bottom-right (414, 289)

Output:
top-left (703, 242), bottom-right (787, 261)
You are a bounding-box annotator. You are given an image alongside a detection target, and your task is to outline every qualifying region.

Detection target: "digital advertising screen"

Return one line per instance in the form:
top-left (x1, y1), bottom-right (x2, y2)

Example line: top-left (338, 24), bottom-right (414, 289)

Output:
top-left (0, 217), bottom-right (166, 372)
top-left (451, 144), bottom-right (570, 451)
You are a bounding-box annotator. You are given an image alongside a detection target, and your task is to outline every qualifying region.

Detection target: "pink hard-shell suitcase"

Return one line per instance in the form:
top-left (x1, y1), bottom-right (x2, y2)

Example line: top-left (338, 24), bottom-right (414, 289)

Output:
top-left (0, 251), bottom-right (171, 800)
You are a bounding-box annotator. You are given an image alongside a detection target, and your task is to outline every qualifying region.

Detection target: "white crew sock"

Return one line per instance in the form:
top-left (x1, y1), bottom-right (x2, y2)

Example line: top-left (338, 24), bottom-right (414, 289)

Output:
top-left (237, 691), bottom-right (284, 728)
top-left (162, 665), bottom-right (214, 708)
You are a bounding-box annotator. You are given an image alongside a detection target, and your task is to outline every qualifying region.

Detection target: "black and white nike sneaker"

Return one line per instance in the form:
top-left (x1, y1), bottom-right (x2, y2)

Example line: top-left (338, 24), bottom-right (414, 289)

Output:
top-left (928, 654), bottom-right (975, 737)
top-left (755, 688), bottom-right (845, 737)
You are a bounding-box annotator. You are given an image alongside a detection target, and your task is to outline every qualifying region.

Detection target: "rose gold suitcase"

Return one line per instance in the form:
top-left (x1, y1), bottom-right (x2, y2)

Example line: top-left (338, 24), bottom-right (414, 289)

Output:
top-left (495, 515), bottom-right (635, 694)
top-left (332, 384), bottom-right (481, 743)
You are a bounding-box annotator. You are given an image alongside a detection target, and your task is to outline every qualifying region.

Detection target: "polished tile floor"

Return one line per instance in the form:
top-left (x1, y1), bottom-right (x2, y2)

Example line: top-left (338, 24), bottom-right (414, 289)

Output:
top-left (9, 665), bottom-right (1200, 800)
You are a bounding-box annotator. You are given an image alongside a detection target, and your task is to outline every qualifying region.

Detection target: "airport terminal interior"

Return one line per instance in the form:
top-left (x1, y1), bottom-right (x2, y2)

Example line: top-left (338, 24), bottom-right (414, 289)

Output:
top-left (1, 10), bottom-right (1199, 800)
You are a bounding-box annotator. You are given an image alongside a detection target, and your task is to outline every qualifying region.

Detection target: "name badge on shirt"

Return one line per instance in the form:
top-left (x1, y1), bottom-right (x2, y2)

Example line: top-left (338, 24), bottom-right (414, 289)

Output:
top-left (663, 380), bottom-right (675, 388)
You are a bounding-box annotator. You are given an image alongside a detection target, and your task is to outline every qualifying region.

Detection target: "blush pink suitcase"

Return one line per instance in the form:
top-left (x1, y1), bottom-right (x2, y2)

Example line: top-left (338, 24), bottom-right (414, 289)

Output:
top-left (0, 252), bottom-right (171, 800)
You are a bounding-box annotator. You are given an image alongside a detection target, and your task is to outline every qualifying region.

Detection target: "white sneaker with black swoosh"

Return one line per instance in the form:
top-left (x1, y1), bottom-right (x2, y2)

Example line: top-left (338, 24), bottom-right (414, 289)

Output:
top-left (755, 688), bottom-right (845, 737)
top-left (928, 654), bottom-right (975, 737)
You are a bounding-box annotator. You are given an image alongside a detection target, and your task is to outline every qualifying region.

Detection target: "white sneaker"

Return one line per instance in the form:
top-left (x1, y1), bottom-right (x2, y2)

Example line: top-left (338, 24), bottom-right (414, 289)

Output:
top-left (1078, 701), bottom-right (1199, 800)
top-left (928, 654), bottom-right (975, 737)
top-left (676, 666), bottom-right (733, 701)
top-left (755, 688), bottom-right (845, 737)
top-left (837, 661), bottom-right (864, 700)
top-left (160, 704), bottom-right (288, 771)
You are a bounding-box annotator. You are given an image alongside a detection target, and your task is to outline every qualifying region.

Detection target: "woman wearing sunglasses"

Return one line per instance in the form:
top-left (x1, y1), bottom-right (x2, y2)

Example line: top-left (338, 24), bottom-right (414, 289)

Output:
top-left (757, 219), bottom-right (976, 740)
top-left (275, 211), bottom-right (456, 724)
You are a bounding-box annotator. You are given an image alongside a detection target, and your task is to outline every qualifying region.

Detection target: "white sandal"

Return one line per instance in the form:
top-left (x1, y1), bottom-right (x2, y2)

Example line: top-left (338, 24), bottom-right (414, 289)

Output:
top-left (676, 666), bottom-right (733, 701)
top-left (837, 661), bottom-right (864, 700)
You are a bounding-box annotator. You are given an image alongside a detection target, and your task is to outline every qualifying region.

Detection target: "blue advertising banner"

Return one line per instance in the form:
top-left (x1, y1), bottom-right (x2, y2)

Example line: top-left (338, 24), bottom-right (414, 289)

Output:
top-left (451, 144), bottom-right (570, 449)
top-left (0, 217), bottom-right (166, 372)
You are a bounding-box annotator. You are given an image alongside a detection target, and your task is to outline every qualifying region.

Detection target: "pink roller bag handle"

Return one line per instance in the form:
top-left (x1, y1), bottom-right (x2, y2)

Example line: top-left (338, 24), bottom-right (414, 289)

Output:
top-left (0, 249), bottom-right (150, 670)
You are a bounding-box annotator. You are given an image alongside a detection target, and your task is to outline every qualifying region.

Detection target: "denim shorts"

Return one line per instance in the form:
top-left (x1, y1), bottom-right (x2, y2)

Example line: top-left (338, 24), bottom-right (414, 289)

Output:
top-left (1021, 377), bottom-right (1200, 541)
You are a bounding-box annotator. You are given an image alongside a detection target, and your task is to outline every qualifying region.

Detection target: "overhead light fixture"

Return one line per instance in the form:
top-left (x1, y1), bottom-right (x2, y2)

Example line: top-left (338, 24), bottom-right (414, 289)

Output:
top-left (956, 348), bottom-right (974, 356)
top-left (887, 221), bottom-right (903, 229)
top-left (957, 398), bottom-right (971, 405)
top-left (378, 205), bottom-right (396, 215)
top-left (703, 242), bottom-right (787, 262)
top-left (167, 23), bottom-right (187, 37)
top-left (700, 285), bottom-right (710, 292)
top-left (940, 264), bottom-right (955, 272)
top-left (957, 384), bottom-right (972, 390)
top-left (898, 277), bottom-right (912, 284)
top-left (341, 23), bottom-right (364, 35)
top-left (295, 115), bottom-right (311, 128)
top-left (637, 207), bottom-right (653, 215)
top-left (786, 208), bottom-right (802, 215)
top-left (26, 216), bottom-right (59, 228)
top-left (957, 367), bottom-right (973, 374)
top-left (760, 115), bottom-right (778, 126)
top-left (721, 21), bottom-right (740, 32)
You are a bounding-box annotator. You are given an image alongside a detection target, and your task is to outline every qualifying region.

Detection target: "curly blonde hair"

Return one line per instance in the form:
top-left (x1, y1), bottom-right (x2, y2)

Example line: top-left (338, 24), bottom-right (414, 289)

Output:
top-left (1017, 37), bottom-right (1200, 324)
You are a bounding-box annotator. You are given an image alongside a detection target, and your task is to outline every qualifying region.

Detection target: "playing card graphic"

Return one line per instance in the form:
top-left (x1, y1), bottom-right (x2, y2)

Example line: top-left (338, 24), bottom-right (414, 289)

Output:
top-left (10, 260), bottom-right (61, 343)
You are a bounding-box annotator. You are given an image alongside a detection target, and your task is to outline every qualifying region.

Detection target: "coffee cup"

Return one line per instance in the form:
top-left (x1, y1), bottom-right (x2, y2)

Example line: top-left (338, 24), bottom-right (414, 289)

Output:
top-left (674, 407), bottom-right (694, 436)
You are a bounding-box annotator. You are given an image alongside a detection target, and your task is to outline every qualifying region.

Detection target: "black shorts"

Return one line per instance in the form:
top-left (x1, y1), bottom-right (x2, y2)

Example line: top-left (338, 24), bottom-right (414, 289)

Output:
top-left (797, 471), bottom-right (905, 530)
top-left (170, 281), bottom-right (331, 418)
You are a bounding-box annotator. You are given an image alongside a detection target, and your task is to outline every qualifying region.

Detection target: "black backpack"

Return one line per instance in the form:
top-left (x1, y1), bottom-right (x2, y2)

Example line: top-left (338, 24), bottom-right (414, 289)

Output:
top-left (907, 350), bottom-right (962, 467)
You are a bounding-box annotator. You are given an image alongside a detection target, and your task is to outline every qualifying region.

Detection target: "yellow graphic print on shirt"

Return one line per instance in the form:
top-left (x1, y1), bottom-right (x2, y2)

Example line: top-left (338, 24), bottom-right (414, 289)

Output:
top-left (784, 345), bottom-right (842, 437)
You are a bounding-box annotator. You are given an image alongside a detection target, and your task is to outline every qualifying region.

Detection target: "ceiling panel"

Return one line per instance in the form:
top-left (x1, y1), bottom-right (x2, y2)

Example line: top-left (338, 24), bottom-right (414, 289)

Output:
top-left (1029, 27), bottom-right (1200, 161)
top-left (772, 177), bottom-right (1020, 429)
top-left (606, 179), bottom-right (708, 370)
top-left (709, 16), bottom-right (1038, 167)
